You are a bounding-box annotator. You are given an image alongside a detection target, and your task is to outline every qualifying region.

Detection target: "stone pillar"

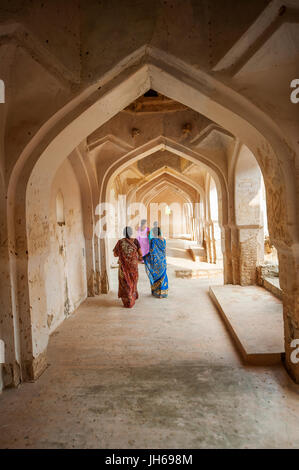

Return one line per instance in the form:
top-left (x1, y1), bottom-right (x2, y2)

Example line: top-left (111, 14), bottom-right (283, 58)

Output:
top-left (210, 222), bottom-right (216, 264)
top-left (233, 145), bottom-right (265, 286)
top-left (229, 225), bottom-right (264, 286)
top-left (278, 248), bottom-right (299, 383)
top-left (222, 226), bottom-right (233, 285)
top-left (100, 237), bottom-right (109, 294)
top-left (14, 236), bottom-right (40, 383)
top-left (238, 226), bottom-right (264, 285)
top-left (0, 233), bottom-right (21, 388)
top-left (12, 180), bottom-right (49, 383)
top-left (94, 235), bottom-right (101, 295)
top-left (86, 236), bottom-right (96, 297)
top-left (230, 226), bottom-right (240, 284)
top-left (204, 222), bottom-right (212, 263)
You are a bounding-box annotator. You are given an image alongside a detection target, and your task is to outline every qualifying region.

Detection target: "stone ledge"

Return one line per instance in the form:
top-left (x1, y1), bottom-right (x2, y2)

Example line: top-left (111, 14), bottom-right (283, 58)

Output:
top-left (187, 246), bottom-right (207, 262)
top-left (209, 285), bottom-right (284, 365)
top-left (256, 264), bottom-right (282, 300)
top-left (263, 277), bottom-right (282, 300)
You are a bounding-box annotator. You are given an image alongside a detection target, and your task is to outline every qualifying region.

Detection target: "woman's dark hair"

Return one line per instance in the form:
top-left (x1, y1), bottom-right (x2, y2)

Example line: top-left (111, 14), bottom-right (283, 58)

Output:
top-left (140, 219), bottom-right (147, 227)
top-left (152, 226), bottom-right (161, 237)
top-left (123, 226), bottom-right (133, 238)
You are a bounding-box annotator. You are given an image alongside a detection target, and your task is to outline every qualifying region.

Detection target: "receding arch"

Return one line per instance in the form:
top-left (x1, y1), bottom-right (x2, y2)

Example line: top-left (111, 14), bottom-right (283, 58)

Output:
top-left (126, 165), bottom-right (205, 208)
top-left (142, 180), bottom-right (194, 208)
top-left (103, 138), bottom-right (226, 229)
top-left (102, 138), bottom-right (225, 207)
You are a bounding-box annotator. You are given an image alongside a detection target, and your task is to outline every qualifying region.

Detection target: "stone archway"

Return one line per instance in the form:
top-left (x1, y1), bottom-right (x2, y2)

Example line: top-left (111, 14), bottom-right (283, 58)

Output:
top-left (138, 176), bottom-right (197, 206)
top-left (5, 49), bottom-right (298, 383)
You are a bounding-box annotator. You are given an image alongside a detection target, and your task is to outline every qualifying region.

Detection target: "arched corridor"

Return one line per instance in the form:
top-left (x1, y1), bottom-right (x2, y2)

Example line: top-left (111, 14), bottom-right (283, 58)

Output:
top-left (0, 0), bottom-right (299, 450)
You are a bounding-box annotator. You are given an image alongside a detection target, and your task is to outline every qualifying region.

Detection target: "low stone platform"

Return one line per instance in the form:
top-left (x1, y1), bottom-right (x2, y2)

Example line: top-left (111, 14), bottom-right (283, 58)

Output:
top-left (263, 277), bottom-right (282, 300)
top-left (209, 285), bottom-right (284, 365)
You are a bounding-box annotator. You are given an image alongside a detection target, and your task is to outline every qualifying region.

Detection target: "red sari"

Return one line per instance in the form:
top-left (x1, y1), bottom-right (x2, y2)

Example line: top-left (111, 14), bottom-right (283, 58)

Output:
top-left (113, 237), bottom-right (140, 308)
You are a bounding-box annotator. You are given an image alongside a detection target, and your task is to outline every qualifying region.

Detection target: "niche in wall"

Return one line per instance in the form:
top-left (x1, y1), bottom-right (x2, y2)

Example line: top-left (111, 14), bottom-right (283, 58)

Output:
top-left (56, 190), bottom-right (65, 225)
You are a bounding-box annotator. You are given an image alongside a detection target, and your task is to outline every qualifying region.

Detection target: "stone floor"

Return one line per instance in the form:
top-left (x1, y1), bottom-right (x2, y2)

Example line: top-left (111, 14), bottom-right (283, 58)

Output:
top-left (209, 285), bottom-right (284, 365)
top-left (0, 242), bottom-right (299, 449)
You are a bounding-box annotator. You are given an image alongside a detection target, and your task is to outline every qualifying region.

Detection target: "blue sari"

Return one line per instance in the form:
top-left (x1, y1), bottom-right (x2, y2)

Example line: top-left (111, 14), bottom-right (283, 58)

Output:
top-left (143, 238), bottom-right (168, 298)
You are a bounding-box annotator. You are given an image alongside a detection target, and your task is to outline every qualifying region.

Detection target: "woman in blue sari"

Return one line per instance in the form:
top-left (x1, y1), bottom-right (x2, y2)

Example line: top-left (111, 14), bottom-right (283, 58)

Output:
top-left (143, 226), bottom-right (168, 298)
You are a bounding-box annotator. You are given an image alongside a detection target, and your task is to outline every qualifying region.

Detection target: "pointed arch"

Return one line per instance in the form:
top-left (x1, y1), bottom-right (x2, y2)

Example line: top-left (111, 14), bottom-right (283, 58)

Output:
top-left (5, 47), bottom-right (297, 382)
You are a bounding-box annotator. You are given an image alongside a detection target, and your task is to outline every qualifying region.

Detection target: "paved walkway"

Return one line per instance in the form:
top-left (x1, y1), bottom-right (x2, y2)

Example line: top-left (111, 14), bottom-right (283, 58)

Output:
top-left (0, 241), bottom-right (299, 448)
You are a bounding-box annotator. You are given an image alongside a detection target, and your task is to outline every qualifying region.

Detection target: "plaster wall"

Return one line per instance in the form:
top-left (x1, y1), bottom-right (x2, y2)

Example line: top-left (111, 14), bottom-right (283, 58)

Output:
top-left (27, 158), bottom-right (87, 359)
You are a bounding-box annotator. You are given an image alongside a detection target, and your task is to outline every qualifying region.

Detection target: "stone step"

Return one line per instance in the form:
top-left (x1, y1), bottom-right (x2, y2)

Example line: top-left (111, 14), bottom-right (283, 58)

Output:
top-left (175, 268), bottom-right (223, 278)
top-left (187, 246), bottom-right (206, 262)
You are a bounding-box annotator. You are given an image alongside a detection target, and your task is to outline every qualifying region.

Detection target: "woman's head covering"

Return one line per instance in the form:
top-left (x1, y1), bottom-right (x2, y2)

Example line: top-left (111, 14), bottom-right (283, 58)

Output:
top-left (123, 226), bottom-right (133, 238)
top-left (152, 226), bottom-right (161, 237)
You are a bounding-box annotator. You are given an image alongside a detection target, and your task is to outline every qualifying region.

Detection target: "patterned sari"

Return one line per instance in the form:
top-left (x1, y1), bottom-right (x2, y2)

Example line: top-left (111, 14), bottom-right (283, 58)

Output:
top-left (143, 238), bottom-right (168, 298)
top-left (113, 238), bottom-right (140, 308)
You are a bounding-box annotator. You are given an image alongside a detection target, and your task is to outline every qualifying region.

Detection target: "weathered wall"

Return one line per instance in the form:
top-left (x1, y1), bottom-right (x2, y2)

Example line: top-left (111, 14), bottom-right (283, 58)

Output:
top-left (47, 159), bottom-right (87, 332)
top-left (234, 145), bottom-right (265, 285)
top-left (27, 158), bottom-right (87, 361)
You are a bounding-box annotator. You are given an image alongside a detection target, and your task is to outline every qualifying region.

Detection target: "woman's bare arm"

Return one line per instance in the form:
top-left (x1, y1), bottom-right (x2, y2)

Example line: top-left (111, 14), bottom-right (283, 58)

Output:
top-left (113, 241), bottom-right (119, 257)
top-left (138, 248), bottom-right (143, 260)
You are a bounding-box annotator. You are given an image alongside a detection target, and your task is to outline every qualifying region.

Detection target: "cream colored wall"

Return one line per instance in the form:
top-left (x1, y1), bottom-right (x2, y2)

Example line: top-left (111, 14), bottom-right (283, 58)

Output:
top-left (28, 158), bottom-right (87, 357)
top-left (48, 159), bottom-right (87, 332)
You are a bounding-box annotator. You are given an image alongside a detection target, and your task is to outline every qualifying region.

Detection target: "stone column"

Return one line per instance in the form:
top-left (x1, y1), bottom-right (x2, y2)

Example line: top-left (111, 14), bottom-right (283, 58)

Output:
top-left (236, 226), bottom-right (264, 285)
top-left (278, 248), bottom-right (299, 383)
top-left (233, 145), bottom-right (265, 286)
top-left (222, 226), bottom-right (233, 285)
top-left (0, 228), bottom-right (21, 388)
top-left (94, 235), bottom-right (101, 295)
top-left (100, 237), bottom-right (109, 294)
top-left (86, 235), bottom-right (96, 297)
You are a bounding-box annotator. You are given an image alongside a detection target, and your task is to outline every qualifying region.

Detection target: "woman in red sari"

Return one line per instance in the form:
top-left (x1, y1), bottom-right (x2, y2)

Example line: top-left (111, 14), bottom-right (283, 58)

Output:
top-left (113, 227), bottom-right (143, 308)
